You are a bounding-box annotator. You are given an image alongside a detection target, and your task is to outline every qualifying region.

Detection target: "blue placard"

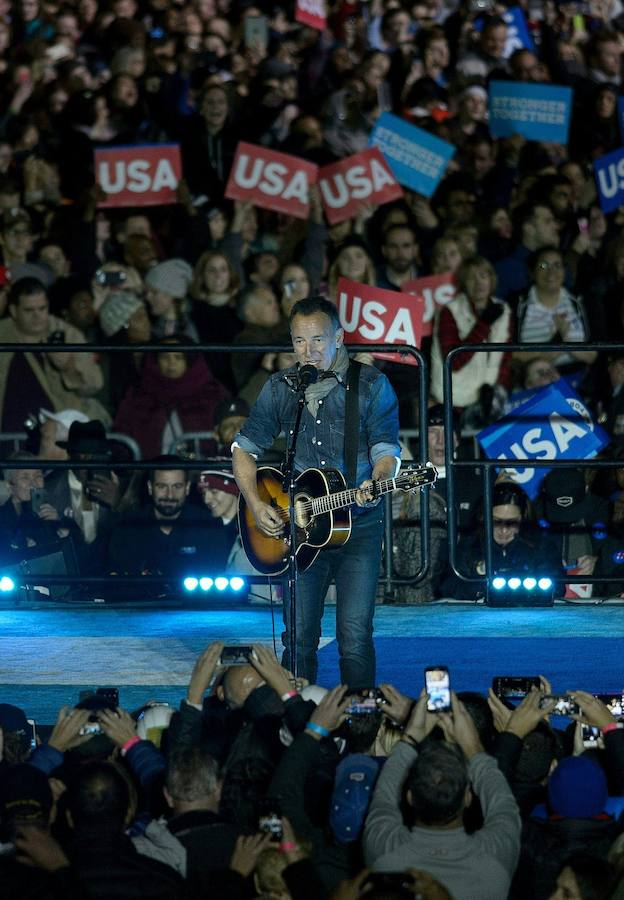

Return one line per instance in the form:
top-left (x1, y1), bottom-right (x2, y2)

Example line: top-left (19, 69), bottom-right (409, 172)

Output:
top-left (488, 81), bottom-right (572, 143)
top-left (369, 112), bottom-right (455, 198)
top-left (477, 381), bottom-right (610, 500)
top-left (594, 146), bottom-right (624, 214)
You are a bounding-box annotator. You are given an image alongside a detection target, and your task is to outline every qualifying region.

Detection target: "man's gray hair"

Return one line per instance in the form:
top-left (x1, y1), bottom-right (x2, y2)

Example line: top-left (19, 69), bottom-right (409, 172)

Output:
top-left (166, 748), bottom-right (219, 802)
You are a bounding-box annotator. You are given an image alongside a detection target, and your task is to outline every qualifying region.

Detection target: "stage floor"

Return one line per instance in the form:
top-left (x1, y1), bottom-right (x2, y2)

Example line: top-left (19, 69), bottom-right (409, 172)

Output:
top-left (1, 603), bottom-right (622, 724)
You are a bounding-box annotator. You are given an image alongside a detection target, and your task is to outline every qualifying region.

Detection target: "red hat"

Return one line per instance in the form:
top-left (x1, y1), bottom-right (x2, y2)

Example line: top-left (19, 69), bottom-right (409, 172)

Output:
top-left (198, 470), bottom-right (239, 497)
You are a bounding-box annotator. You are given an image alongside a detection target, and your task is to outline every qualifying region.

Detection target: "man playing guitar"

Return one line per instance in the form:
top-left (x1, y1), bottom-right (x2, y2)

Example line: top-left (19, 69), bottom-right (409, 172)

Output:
top-left (232, 295), bottom-right (401, 688)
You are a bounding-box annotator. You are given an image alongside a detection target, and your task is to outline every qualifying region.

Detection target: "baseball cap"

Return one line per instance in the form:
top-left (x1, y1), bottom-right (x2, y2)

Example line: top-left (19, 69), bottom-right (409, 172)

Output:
top-left (0, 703), bottom-right (28, 734)
top-left (214, 397), bottom-right (250, 427)
top-left (548, 755), bottom-right (608, 818)
top-left (0, 764), bottom-right (53, 832)
top-left (329, 754), bottom-right (381, 843)
top-left (542, 469), bottom-right (592, 524)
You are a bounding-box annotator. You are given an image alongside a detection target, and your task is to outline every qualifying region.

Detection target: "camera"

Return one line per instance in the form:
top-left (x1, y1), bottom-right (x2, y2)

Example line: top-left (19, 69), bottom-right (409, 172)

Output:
top-left (492, 676), bottom-right (541, 700)
top-left (345, 687), bottom-right (386, 715)
top-left (94, 269), bottom-right (127, 288)
top-left (219, 645), bottom-right (253, 666)
top-left (258, 798), bottom-right (283, 841)
top-left (539, 695), bottom-right (580, 716)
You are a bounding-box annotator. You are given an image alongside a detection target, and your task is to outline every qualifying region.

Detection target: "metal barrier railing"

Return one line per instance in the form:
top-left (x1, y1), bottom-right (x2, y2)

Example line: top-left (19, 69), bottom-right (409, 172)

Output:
top-left (444, 342), bottom-right (623, 593)
top-left (0, 341), bottom-right (431, 598)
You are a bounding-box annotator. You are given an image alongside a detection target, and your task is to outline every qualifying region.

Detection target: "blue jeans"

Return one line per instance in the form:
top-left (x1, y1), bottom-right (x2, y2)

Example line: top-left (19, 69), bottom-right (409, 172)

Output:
top-left (282, 507), bottom-right (384, 688)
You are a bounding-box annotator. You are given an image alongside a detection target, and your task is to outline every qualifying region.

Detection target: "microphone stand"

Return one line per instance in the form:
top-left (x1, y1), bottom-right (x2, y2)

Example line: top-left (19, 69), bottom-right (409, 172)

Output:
top-left (281, 367), bottom-right (316, 677)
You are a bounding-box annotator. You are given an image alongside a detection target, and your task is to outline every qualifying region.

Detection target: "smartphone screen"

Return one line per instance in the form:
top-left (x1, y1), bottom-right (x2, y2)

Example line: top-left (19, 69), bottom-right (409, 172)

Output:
top-left (26, 717), bottom-right (37, 750)
top-left (244, 15), bottom-right (268, 49)
top-left (425, 666), bottom-right (451, 712)
top-left (220, 645), bottom-right (253, 666)
top-left (492, 676), bottom-right (541, 699)
top-left (258, 799), bottom-right (283, 841)
top-left (582, 725), bottom-right (601, 748)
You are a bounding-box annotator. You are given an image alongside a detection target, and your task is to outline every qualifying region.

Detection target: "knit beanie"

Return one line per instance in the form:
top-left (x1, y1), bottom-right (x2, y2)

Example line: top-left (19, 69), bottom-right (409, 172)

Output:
top-left (99, 291), bottom-right (143, 337)
top-left (144, 259), bottom-right (193, 299)
top-left (548, 755), bottom-right (608, 818)
top-left (198, 470), bottom-right (239, 497)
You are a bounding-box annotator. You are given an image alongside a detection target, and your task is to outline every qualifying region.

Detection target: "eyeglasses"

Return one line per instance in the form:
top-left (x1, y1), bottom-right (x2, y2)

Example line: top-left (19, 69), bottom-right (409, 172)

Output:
top-left (492, 518), bottom-right (521, 529)
top-left (537, 260), bottom-right (563, 271)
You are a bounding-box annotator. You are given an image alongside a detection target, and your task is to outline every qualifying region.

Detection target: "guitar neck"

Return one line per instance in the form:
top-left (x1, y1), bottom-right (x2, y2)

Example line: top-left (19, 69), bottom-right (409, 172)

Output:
top-left (311, 478), bottom-right (398, 515)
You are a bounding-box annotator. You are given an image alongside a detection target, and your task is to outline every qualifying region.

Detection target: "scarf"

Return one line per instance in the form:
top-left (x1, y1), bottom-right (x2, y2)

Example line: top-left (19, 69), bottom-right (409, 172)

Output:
top-left (303, 344), bottom-right (350, 416)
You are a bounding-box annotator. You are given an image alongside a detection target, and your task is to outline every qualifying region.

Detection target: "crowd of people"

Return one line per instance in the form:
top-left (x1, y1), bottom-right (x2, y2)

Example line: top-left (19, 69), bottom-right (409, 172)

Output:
top-left (1, 645), bottom-right (624, 899)
top-left (3, 0), bottom-right (624, 599)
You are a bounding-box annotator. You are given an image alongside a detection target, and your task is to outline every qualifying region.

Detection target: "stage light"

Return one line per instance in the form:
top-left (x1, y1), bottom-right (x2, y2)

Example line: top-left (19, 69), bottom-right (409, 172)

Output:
top-left (183, 577), bottom-right (199, 592)
top-left (538, 577), bottom-right (553, 591)
top-left (523, 577), bottom-right (537, 590)
top-left (215, 577), bottom-right (228, 591)
top-left (0, 576), bottom-right (15, 592)
top-left (199, 577), bottom-right (213, 591)
top-left (492, 576), bottom-right (506, 590)
top-left (507, 577), bottom-right (521, 590)
top-left (229, 576), bottom-right (245, 591)
top-left (487, 572), bottom-right (555, 607)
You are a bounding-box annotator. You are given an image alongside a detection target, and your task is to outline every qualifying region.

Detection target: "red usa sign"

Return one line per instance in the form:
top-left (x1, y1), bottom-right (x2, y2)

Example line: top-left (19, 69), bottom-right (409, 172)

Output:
top-left (403, 272), bottom-right (457, 337)
top-left (226, 142), bottom-right (318, 219)
top-left (318, 148), bottom-right (403, 225)
top-left (337, 277), bottom-right (424, 366)
top-left (296, 0), bottom-right (326, 30)
top-left (95, 144), bottom-right (181, 208)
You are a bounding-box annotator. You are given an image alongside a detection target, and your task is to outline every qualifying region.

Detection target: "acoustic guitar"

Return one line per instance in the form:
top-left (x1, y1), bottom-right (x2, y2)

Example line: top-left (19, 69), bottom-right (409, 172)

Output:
top-left (238, 464), bottom-right (438, 576)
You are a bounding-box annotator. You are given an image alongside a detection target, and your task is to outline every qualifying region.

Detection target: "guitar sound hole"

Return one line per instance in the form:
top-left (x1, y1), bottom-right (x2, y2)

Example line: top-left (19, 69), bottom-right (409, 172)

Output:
top-left (294, 494), bottom-right (312, 529)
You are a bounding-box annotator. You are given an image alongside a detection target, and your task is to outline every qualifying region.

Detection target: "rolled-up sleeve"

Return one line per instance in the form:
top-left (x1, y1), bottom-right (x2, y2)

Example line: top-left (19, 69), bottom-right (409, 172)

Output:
top-left (366, 375), bottom-right (401, 462)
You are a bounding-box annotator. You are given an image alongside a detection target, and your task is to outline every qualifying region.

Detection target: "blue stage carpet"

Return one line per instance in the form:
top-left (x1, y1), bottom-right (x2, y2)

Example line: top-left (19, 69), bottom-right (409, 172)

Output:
top-left (1, 605), bottom-right (623, 723)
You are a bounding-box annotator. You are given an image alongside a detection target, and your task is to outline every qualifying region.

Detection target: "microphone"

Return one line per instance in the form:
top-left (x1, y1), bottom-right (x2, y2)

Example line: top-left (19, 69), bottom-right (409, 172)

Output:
top-left (296, 364), bottom-right (318, 391)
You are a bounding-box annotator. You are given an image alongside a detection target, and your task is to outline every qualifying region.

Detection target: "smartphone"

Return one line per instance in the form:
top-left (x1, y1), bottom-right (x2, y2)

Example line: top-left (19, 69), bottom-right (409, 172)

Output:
top-left (283, 279), bottom-right (296, 299)
top-left (539, 695), bottom-right (580, 716)
top-left (258, 798), bottom-right (283, 841)
top-left (244, 14), bottom-right (268, 49)
top-left (26, 717), bottom-right (37, 750)
top-left (30, 487), bottom-right (48, 516)
top-left (577, 217), bottom-right (589, 233)
top-left (219, 645), bottom-right (253, 666)
top-left (362, 873), bottom-right (414, 895)
top-left (582, 725), bottom-right (601, 748)
top-left (492, 676), bottom-right (541, 700)
top-left (346, 687), bottom-right (385, 715)
top-left (96, 687), bottom-right (119, 708)
top-left (94, 269), bottom-right (127, 287)
top-left (425, 666), bottom-right (451, 713)
top-left (78, 721), bottom-right (102, 736)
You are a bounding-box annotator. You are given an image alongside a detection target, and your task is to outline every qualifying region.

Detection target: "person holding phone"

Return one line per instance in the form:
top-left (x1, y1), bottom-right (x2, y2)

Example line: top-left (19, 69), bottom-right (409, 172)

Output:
top-left (0, 451), bottom-right (70, 563)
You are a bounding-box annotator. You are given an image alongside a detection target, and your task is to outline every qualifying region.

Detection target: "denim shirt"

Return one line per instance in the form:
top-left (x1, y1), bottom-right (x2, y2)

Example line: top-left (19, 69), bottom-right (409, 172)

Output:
top-left (234, 363), bottom-right (401, 488)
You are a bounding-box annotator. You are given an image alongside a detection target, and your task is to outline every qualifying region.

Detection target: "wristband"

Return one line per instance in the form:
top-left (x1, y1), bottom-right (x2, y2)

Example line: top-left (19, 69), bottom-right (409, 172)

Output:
top-left (306, 722), bottom-right (330, 738)
top-left (602, 722), bottom-right (624, 734)
top-left (278, 842), bottom-right (298, 853)
top-left (121, 735), bottom-right (141, 756)
top-left (281, 690), bottom-right (298, 702)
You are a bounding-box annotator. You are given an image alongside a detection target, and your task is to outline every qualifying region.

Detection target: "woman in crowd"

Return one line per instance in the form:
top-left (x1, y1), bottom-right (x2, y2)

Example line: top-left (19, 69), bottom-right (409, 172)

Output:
top-left (441, 482), bottom-right (563, 601)
top-left (113, 337), bottom-right (230, 459)
top-left (144, 258), bottom-right (198, 341)
top-left (326, 235), bottom-right (377, 302)
top-left (430, 255), bottom-right (513, 416)
top-left (514, 245), bottom-right (597, 378)
top-left (190, 249), bottom-right (243, 391)
top-left (98, 291), bottom-right (152, 411)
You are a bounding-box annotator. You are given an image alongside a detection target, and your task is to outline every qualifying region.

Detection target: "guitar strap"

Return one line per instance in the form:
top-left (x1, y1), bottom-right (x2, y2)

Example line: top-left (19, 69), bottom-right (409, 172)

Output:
top-left (344, 360), bottom-right (361, 488)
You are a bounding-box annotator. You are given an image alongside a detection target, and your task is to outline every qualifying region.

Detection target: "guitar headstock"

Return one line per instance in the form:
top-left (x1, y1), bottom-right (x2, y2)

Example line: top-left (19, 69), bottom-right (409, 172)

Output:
top-left (396, 463), bottom-right (438, 492)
